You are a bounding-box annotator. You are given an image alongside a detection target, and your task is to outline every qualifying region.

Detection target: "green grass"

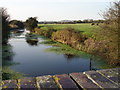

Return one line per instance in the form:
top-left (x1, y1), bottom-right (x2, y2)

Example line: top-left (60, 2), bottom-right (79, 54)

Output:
top-left (38, 23), bottom-right (99, 37)
top-left (40, 38), bottom-right (92, 58)
top-left (2, 67), bottom-right (24, 80)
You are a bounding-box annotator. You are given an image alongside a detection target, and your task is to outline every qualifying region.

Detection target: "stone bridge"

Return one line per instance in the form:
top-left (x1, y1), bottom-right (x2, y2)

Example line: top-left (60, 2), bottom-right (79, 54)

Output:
top-left (1, 68), bottom-right (120, 89)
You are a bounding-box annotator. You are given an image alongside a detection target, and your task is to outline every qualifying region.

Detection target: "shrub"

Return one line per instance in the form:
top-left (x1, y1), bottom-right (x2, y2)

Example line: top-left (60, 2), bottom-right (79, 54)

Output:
top-left (34, 27), bottom-right (56, 38)
top-left (9, 20), bottom-right (24, 29)
top-left (51, 28), bottom-right (85, 49)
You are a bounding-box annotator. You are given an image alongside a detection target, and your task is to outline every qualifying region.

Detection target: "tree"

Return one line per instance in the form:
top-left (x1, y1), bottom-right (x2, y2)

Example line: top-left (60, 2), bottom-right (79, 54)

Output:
top-left (25, 17), bottom-right (38, 32)
top-left (83, 19), bottom-right (89, 23)
top-left (103, 2), bottom-right (120, 22)
top-left (100, 1), bottom-right (119, 42)
top-left (95, 1), bottom-right (120, 65)
top-left (9, 20), bottom-right (24, 29)
top-left (0, 8), bottom-right (10, 44)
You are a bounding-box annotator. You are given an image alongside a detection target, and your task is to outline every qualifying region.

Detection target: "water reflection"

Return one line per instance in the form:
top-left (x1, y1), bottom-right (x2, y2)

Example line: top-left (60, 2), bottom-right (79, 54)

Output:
top-left (2, 42), bottom-right (23, 80)
top-left (25, 33), bottom-right (38, 46)
top-left (64, 54), bottom-right (80, 61)
top-left (26, 40), bottom-right (38, 46)
top-left (2, 44), bottom-right (15, 66)
top-left (64, 54), bottom-right (76, 59)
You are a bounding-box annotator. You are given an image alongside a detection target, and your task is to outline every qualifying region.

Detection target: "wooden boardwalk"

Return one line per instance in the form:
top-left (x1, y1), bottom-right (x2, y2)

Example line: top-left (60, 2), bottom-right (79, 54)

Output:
top-left (1, 68), bottom-right (120, 89)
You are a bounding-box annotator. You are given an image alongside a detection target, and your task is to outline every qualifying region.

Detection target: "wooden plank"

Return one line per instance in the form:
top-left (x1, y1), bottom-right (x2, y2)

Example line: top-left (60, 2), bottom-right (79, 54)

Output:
top-left (36, 75), bottom-right (58, 89)
top-left (1, 80), bottom-right (18, 89)
top-left (97, 68), bottom-right (120, 86)
top-left (54, 74), bottom-right (78, 89)
top-left (84, 71), bottom-right (119, 88)
top-left (19, 77), bottom-right (37, 89)
top-left (70, 73), bottom-right (100, 89)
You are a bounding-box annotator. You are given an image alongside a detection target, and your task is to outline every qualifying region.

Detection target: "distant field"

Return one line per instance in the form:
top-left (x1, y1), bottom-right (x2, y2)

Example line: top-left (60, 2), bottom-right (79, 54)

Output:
top-left (38, 23), bottom-right (100, 37)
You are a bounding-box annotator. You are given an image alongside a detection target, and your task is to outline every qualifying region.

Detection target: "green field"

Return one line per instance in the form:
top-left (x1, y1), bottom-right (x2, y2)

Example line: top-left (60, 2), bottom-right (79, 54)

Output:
top-left (38, 23), bottom-right (99, 37)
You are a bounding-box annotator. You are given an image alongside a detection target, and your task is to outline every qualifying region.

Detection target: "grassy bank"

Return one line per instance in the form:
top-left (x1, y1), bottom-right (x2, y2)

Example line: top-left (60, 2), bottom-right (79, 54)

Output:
top-left (38, 23), bottom-right (99, 37)
top-left (39, 37), bottom-right (115, 69)
top-left (35, 23), bottom-right (119, 66)
top-left (40, 38), bottom-right (91, 58)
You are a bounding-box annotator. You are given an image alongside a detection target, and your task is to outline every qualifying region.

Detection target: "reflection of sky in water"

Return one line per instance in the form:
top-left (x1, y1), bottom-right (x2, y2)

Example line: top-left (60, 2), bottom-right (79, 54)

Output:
top-left (7, 30), bottom-right (109, 77)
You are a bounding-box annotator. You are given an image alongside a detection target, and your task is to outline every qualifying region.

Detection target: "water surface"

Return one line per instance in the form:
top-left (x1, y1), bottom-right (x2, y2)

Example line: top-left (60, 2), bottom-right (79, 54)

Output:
top-left (4, 30), bottom-right (110, 77)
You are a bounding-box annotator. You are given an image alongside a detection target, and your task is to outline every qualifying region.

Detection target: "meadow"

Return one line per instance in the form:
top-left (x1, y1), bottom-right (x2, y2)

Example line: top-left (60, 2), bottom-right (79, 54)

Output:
top-left (38, 23), bottom-right (99, 37)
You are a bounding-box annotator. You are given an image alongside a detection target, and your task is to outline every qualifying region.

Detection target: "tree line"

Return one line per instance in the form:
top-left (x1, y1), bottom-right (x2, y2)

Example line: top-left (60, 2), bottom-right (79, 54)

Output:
top-left (38, 19), bottom-right (105, 24)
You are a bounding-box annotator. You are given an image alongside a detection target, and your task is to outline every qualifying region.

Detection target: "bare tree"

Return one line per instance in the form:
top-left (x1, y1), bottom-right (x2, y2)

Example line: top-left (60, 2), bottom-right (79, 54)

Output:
top-left (95, 1), bottom-right (120, 65)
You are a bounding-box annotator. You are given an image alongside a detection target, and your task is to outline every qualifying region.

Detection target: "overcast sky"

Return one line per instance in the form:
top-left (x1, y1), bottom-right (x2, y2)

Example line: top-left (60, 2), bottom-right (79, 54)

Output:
top-left (0, 0), bottom-right (115, 21)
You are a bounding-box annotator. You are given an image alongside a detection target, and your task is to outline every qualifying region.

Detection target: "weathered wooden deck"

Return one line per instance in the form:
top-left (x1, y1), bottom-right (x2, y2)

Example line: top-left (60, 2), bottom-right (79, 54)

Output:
top-left (1, 68), bottom-right (120, 89)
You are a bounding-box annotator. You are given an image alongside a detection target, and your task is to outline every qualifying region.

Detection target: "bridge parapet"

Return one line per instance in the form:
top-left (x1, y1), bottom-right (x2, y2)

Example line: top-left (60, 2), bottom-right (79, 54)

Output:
top-left (1, 68), bottom-right (120, 89)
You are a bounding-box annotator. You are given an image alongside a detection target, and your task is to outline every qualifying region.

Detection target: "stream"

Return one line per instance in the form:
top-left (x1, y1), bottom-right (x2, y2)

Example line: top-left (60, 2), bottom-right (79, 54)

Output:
top-left (2, 29), bottom-right (111, 77)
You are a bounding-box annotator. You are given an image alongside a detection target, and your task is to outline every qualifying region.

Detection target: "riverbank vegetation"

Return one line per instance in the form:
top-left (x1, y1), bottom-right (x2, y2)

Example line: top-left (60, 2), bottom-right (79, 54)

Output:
top-left (2, 67), bottom-right (24, 80)
top-left (1, 8), bottom-right (10, 44)
top-left (35, 25), bottom-right (120, 66)
top-left (1, 8), bottom-right (24, 80)
top-left (39, 38), bottom-right (89, 57)
top-left (2, 44), bottom-right (24, 80)
top-left (34, 1), bottom-right (120, 66)
top-left (9, 20), bottom-right (24, 30)
top-left (39, 37), bottom-right (114, 69)
top-left (94, 1), bottom-right (119, 65)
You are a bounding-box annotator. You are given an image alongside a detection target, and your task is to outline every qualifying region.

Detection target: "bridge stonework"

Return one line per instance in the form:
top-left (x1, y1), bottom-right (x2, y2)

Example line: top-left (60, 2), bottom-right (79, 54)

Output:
top-left (0, 68), bottom-right (120, 89)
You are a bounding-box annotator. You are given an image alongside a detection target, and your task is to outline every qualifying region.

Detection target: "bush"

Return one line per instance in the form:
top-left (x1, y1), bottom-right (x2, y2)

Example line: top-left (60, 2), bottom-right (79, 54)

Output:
top-left (34, 27), bottom-right (56, 38)
top-left (51, 28), bottom-right (85, 49)
top-left (9, 20), bottom-right (24, 29)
